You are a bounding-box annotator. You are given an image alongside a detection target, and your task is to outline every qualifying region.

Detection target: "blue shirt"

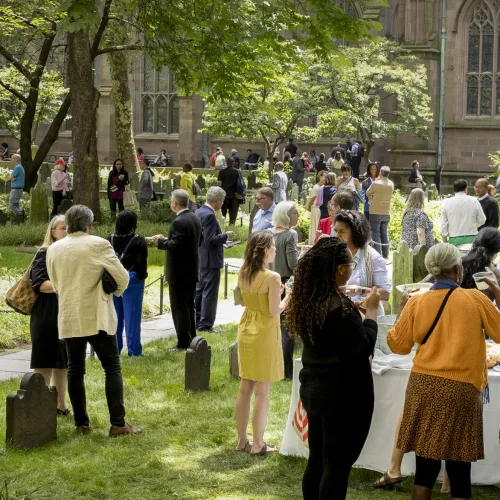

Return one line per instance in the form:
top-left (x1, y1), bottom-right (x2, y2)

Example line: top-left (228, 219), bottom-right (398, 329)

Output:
top-left (11, 164), bottom-right (25, 189)
top-left (252, 203), bottom-right (276, 232)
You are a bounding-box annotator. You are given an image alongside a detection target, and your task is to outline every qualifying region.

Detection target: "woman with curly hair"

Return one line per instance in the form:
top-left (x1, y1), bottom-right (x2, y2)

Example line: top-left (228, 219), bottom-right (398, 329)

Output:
top-left (235, 231), bottom-right (289, 455)
top-left (334, 210), bottom-right (390, 315)
top-left (286, 237), bottom-right (380, 499)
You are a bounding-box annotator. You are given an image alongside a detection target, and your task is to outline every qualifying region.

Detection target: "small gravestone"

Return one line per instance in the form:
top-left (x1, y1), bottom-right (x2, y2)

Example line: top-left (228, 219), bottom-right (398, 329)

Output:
top-left (196, 174), bottom-right (206, 190)
top-left (391, 240), bottom-right (413, 314)
top-left (229, 341), bottom-right (239, 379)
top-left (291, 183), bottom-right (299, 202)
top-left (30, 181), bottom-right (48, 223)
top-left (39, 162), bottom-right (52, 181)
top-left (11, 212), bottom-right (24, 225)
top-left (185, 336), bottom-right (211, 391)
top-left (57, 198), bottom-right (73, 215)
top-left (6, 372), bottom-right (57, 448)
top-left (0, 209), bottom-right (7, 226)
top-left (413, 245), bottom-right (429, 283)
top-left (164, 179), bottom-right (173, 197)
top-left (173, 174), bottom-right (181, 190)
top-left (427, 184), bottom-right (438, 201)
top-left (247, 172), bottom-right (256, 190)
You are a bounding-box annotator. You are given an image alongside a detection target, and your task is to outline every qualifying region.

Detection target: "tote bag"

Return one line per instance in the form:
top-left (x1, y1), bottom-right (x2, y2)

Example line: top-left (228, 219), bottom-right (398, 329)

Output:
top-left (123, 186), bottom-right (137, 207)
top-left (292, 398), bottom-right (309, 448)
top-left (5, 256), bottom-right (38, 315)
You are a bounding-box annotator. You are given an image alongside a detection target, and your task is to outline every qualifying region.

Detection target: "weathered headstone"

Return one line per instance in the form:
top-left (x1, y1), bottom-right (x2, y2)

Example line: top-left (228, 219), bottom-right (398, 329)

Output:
top-left (391, 240), bottom-right (413, 314)
top-left (6, 372), bottom-right (57, 448)
top-left (185, 336), bottom-right (212, 391)
top-left (39, 162), bottom-right (52, 182)
top-left (0, 209), bottom-right (7, 226)
top-left (196, 174), bottom-right (206, 190)
top-left (30, 181), bottom-right (48, 223)
top-left (11, 212), bottom-right (24, 225)
top-left (427, 184), bottom-right (438, 201)
top-left (173, 174), bottom-right (181, 190)
top-left (57, 198), bottom-right (73, 215)
top-left (413, 245), bottom-right (429, 283)
top-left (229, 341), bottom-right (239, 379)
top-left (164, 179), bottom-right (173, 197)
top-left (286, 178), bottom-right (294, 199)
top-left (247, 172), bottom-right (257, 190)
top-left (291, 183), bottom-right (299, 202)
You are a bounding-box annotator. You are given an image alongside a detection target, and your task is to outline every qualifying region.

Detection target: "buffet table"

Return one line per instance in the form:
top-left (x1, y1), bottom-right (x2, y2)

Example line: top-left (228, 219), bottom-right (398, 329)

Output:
top-left (280, 358), bottom-right (500, 486)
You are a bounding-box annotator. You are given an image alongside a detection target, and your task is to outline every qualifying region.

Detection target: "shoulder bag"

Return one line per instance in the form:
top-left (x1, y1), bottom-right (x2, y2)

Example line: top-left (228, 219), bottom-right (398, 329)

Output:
top-left (5, 254), bottom-right (39, 315)
top-left (421, 288), bottom-right (455, 345)
top-left (123, 185), bottom-right (137, 207)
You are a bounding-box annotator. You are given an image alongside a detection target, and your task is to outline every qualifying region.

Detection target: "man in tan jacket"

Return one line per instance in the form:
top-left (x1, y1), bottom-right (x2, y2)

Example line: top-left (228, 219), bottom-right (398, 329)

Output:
top-left (366, 166), bottom-right (394, 258)
top-left (47, 205), bottom-right (142, 436)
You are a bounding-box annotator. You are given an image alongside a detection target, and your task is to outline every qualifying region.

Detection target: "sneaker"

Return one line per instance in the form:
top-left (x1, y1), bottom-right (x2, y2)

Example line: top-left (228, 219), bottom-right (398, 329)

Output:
top-left (76, 425), bottom-right (93, 434)
top-left (109, 423), bottom-right (143, 437)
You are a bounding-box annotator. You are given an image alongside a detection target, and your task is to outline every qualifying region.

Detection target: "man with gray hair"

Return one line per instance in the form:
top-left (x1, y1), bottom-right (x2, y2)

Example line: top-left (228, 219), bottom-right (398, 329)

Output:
top-left (366, 166), bottom-right (394, 258)
top-left (153, 189), bottom-right (202, 349)
top-left (195, 187), bottom-right (235, 331)
top-left (47, 205), bottom-right (141, 436)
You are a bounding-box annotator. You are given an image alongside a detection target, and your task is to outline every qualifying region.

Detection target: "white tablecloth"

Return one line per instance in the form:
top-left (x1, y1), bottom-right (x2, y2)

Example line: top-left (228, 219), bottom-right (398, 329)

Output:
top-left (280, 358), bottom-right (500, 486)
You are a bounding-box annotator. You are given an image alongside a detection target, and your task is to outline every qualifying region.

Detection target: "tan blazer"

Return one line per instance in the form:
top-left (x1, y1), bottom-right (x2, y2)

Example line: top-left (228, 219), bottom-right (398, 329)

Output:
top-left (47, 232), bottom-right (129, 339)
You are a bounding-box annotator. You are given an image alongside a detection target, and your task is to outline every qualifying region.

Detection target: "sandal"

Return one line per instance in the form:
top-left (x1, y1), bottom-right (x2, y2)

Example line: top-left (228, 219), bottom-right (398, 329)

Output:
top-left (235, 441), bottom-right (251, 452)
top-left (373, 472), bottom-right (403, 488)
top-left (251, 442), bottom-right (277, 456)
top-left (57, 408), bottom-right (73, 417)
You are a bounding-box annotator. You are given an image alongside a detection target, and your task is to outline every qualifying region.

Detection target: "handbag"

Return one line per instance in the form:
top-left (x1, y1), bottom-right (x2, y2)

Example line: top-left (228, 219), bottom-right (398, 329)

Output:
top-left (123, 186), bottom-right (137, 207)
top-left (5, 256), bottom-right (38, 315)
top-left (101, 270), bottom-right (118, 294)
top-left (421, 288), bottom-right (455, 345)
top-left (292, 398), bottom-right (309, 448)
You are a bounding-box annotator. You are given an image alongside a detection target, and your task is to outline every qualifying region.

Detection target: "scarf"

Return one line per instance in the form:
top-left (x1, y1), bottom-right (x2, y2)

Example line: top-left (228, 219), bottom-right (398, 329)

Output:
top-left (355, 246), bottom-right (374, 288)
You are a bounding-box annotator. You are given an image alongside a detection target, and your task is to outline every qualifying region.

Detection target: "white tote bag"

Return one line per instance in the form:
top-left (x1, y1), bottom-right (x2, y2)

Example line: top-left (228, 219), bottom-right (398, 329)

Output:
top-left (123, 186), bottom-right (137, 207)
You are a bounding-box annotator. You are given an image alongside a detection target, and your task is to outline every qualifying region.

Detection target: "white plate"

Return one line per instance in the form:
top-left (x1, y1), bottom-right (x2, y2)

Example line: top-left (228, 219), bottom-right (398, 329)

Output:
top-left (458, 243), bottom-right (473, 254)
top-left (396, 283), bottom-right (433, 294)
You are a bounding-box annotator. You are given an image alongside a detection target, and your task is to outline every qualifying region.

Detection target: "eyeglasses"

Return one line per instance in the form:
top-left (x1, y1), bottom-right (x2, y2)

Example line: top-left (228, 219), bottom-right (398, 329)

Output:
top-left (340, 263), bottom-right (356, 270)
top-left (255, 196), bottom-right (268, 201)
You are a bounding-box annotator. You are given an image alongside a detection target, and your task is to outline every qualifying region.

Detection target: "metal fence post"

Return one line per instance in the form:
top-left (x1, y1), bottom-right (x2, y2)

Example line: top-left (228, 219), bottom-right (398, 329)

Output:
top-left (224, 263), bottom-right (229, 299)
top-left (160, 275), bottom-right (164, 315)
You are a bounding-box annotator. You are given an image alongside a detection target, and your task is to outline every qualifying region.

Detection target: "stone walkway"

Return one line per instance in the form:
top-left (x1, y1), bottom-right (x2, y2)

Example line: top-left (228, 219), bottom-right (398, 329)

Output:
top-left (0, 299), bottom-right (244, 382)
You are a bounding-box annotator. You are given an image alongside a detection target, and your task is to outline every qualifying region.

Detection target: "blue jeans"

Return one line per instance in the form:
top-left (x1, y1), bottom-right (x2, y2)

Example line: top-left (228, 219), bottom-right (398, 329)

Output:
top-left (9, 188), bottom-right (23, 214)
top-left (113, 272), bottom-right (145, 356)
top-left (369, 214), bottom-right (390, 258)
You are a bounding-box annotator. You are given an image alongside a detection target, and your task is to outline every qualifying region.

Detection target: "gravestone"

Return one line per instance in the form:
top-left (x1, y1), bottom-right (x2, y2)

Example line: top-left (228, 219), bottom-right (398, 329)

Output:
top-left (164, 179), bottom-right (173, 197)
top-left (413, 245), bottom-right (429, 283)
top-left (229, 341), bottom-right (239, 379)
top-left (173, 174), bottom-right (181, 190)
top-left (11, 212), bottom-right (24, 225)
top-left (39, 162), bottom-right (51, 182)
top-left (30, 181), bottom-right (48, 223)
top-left (0, 209), bottom-right (7, 226)
top-left (427, 184), bottom-right (438, 201)
top-left (391, 240), bottom-right (413, 314)
top-left (286, 179), bottom-right (294, 199)
top-left (6, 372), bottom-right (57, 448)
top-left (196, 174), bottom-right (206, 190)
top-left (291, 183), bottom-right (299, 202)
top-left (44, 177), bottom-right (52, 196)
top-left (185, 336), bottom-right (212, 391)
top-left (57, 198), bottom-right (73, 215)
top-left (247, 172), bottom-right (257, 190)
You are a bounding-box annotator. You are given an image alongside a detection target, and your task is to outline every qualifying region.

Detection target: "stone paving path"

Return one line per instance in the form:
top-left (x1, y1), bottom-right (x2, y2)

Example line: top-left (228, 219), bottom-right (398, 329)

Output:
top-left (0, 299), bottom-right (244, 382)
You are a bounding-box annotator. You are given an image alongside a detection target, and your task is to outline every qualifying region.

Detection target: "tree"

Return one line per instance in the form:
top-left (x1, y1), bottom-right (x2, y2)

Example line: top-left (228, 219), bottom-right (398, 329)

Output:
top-left (314, 39), bottom-right (434, 159)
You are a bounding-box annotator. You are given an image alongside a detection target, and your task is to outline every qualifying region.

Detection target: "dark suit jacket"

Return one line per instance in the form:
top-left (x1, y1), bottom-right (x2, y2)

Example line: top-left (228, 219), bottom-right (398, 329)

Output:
top-left (196, 204), bottom-right (227, 269)
top-left (158, 210), bottom-right (202, 285)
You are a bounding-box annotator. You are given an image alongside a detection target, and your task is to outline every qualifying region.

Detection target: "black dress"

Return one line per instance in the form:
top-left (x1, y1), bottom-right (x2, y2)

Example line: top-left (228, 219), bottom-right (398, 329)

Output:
top-left (29, 248), bottom-right (68, 369)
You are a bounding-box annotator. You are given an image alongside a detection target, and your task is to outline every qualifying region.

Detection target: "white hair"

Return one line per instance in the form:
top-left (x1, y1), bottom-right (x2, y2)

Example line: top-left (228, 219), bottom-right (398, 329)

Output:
top-left (380, 166), bottom-right (391, 177)
top-left (171, 189), bottom-right (190, 207)
top-left (272, 201), bottom-right (297, 229)
top-left (206, 186), bottom-right (226, 204)
top-left (425, 243), bottom-right (461, 276)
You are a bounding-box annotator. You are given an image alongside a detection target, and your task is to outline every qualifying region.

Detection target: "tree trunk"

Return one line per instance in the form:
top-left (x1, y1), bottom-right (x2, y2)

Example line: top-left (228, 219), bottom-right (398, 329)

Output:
top-left (107, 31), bottom-right (140, 190)
top-left (20, 105), bottom-right (35, 192)
top-left (68, 28), bottom-right (101, 219)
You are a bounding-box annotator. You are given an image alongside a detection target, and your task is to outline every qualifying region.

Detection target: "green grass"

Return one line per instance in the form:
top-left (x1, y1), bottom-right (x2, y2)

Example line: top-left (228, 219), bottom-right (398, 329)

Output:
top-left (0, 326), bottom-right (497, 499)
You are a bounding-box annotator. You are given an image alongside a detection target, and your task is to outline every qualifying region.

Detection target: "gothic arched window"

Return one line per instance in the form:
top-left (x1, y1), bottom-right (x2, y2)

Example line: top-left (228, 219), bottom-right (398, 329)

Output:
top-left (141, 57), bottom-right (179, 134)
top-left (466, 3), bottom-right (500, 116)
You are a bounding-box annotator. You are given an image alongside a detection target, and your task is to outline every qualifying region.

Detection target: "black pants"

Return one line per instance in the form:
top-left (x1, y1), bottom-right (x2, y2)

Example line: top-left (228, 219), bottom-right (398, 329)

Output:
top-left (415, 456), bottom-right (471, 499)
top-left (169, 282), bottom-right (196, 349)
top-left (350, 158), bottom-right (361, 179)
top-left (51, 190), bottom-right (64, 217)
top-left (302, 403), bottom-right (372, 499)
top-left (295, 181), bottom-right (303, 195)
top-left (221, 197), bottom-right (239, 225)
top-left (195, 267), bottom-right (221, 330)
top-left (65, 331), bottom-right (125, 427)
top-left (109, 198), bottom-right (124, 214)
top-left (280, 276), bottom-right (294, 379)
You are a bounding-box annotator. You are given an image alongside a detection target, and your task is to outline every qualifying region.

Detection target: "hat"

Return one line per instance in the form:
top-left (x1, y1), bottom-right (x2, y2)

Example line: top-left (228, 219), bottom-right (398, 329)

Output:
top-left (55, 158), bottom-right (66, 167)
top-left (231, 149), bottom-right (237, 154)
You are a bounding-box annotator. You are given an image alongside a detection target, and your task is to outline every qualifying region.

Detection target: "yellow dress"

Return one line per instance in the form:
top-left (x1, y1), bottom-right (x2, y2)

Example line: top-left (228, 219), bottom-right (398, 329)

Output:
top-left (237, 270), bottom-right (284, 382)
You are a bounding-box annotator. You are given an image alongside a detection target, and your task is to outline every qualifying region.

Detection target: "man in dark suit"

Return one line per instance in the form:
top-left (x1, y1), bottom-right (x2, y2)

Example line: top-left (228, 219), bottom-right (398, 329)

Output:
top-left (153, 189), bottom-right (202, 350)
top-left (195, 187), bottom-right (235, 331)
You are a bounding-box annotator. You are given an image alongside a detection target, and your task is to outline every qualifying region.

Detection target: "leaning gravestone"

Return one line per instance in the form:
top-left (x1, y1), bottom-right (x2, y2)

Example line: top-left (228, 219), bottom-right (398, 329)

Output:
top-left (291, 183), bottom-right (299, 202)
top-left (173, 174), bottom-right (181, 190)
top-left (229, 341), bottom-right (239, 379)
top-left (427, 184), bottom-right (438, 201)
top-left (185, 336), bottom-right (212, 391)
top-left (413, 245), bottom-right (429, 283)
top-left (0, 209), bottom-right (7, 226)
top-left (30, 181), bottom-right (49, 223)
top-left (57, 198), bottom-right (73, 215)
top-left (196, 174), bottom-right (206, 190)
top-left (6, 372), bottom-right (57, 448)
top-left (11, 212), bottom-right (24, 225)
top-left (247, 172), bottom-right (257, 190)
top-left (391, 240), bottom-right (413, 314)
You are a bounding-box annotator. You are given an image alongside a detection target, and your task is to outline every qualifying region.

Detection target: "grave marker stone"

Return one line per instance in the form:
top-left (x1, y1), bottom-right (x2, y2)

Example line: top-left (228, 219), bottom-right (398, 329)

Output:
top-left (196, 174), bottom-right (206, 190)
top-left (6, 373), bottom-right (57, 448)
top-left (173, 174), bottom-right (181, 190)
top-left (391, 240), bottom-right (413, 314)
top-left (57, 198), bottom-right (73, 215)
top-left (11, 212), bottom-right (24, 225)
top-left (413, 245), bottom-right (429, 283)
top-left (291, 183), bottom-right (299, 202)
top-left (247, 172), bottom-right (257, 190)
top-left (427, 184), bottom-right (438, 201)
top-left (185, 337), bottom-right (212, 391)
top-left (0, 209), bottom-right (7, 226)
top-left (30, 181), bottom-right (48, 223)
top-left (229, 341), bottom-right (239, 379)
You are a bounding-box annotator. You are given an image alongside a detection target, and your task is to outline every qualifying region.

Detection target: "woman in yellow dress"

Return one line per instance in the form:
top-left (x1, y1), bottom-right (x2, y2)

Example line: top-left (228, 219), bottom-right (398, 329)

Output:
top-left (235, 231), bottom-right (289, 455)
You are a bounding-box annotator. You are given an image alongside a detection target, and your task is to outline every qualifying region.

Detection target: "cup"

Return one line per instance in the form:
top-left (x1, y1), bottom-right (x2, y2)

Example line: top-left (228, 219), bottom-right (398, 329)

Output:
top-left (473, 272), bottom-right (490, 291)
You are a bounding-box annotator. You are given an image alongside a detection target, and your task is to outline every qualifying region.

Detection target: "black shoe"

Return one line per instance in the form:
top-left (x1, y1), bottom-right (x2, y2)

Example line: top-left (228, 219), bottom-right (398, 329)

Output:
top-left (197, 327), bottom-right (214, 332)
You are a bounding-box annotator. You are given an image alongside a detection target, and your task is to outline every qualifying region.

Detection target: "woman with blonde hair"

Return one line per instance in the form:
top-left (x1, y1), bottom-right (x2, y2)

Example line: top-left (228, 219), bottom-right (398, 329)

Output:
top-left (401, 188), bottom-right (435, 250)
top-left (30, 215), bottom-right (71, 416)
top-left (235, 231), bottom-right (289, 455)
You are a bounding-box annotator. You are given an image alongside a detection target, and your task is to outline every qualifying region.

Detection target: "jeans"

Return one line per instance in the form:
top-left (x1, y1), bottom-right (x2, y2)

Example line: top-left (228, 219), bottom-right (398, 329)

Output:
top-left (195, 267), bottom-right (221, 330)
top-left (9, 188), bottom-right (23, 214)
top-left (369, 214), bottom-right (390, 258)
top-left (65, 331), bottom-right (126, 427)
top-left (221, 197), bottom-right (239, 225)
top-left (114, 272), bottom-right (144, 356)
top-left (109, 198), bottom-right (125, 215)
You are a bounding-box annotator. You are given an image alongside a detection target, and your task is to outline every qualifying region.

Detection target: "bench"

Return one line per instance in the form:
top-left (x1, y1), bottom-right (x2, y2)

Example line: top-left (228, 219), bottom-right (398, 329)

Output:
top-left (47, 152), bottom-right (72, 163)
top-left (144, 154), bottom-right (171, 166)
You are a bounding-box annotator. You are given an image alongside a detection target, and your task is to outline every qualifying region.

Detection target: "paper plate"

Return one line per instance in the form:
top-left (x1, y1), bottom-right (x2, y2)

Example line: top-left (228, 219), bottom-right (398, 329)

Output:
top-left (395, 283), bottom-right (433, 294)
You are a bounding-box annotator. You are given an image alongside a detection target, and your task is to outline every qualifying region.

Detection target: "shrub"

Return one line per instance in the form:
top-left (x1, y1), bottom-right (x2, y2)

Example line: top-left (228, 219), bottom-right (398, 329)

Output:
top-left (296, 204), bottom-right (311, 243)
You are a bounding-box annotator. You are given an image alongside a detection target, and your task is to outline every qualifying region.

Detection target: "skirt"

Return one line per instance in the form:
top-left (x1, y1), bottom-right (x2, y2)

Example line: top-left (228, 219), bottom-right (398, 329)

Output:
top-left (398, 372), bottom-right (484, 462)
top-left (308, 205), bottom-right (321, 245)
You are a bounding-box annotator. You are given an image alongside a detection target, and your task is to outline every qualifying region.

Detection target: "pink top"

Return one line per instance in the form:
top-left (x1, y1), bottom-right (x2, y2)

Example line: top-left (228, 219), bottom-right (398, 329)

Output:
top-left (51, 170), bottom-right (68, 192)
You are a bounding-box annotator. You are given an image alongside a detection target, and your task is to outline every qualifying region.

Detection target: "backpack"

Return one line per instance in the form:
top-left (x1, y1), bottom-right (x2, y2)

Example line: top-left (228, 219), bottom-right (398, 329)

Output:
top-left (111, 235), bottom-right (137, 270)
top-left (235, 172), bottom-right (247, 204)
top-left (357, 144), bottom-right (365, 158)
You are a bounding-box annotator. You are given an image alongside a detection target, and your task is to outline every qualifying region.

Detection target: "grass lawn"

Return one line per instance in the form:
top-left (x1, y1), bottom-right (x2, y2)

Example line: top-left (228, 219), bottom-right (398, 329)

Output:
top-left (0, 325), bottom-right (498, 499)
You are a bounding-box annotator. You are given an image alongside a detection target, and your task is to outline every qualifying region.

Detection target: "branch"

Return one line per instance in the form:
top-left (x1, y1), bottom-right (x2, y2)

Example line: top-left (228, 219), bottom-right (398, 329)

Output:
top-left (91, 0), bottom-right (113, 58)
top-left (0, 45), bottom-right (31, 80)
top-left (33, 26), bottom-right (57, 81)
top-left (0, 79), bottom-right (29, 104)
top-left (95, 44), bottom-right (144, 56)
top-left (380, 93), bottom-right (396, 102)
top-left (109, 16), bottom-right (143, 32)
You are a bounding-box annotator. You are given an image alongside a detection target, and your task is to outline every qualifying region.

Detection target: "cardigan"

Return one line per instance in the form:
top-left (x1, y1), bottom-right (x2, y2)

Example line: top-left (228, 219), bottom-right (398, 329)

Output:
top-left (387, 287), bottom-right (500, 391)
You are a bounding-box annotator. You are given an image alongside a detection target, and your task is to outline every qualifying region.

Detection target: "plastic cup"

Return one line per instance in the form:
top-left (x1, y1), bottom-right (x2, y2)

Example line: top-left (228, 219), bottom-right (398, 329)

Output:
top-left (473, 272), bottom-right (490, 291)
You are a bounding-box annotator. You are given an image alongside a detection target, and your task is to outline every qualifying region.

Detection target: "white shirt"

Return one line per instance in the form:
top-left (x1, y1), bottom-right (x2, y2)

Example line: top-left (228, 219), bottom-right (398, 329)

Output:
top-left (177, 208), bottom-right (190, 216)
top-left (215, 154), bottom-right (225, 167)
top-left (440, 191), bottom-right (486, 238)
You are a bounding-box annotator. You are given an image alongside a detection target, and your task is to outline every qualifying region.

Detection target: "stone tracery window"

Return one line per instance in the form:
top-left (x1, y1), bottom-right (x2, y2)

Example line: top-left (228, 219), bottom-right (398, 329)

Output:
top-left (141, 57), bottom-right (179, 134)
top-left (466, 3), bottom-right (500, 116)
